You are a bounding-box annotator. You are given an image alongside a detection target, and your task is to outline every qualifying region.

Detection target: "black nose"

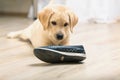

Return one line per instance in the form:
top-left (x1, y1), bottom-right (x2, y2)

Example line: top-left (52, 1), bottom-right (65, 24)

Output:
top-left (56, 33), bottom-right (64, 40)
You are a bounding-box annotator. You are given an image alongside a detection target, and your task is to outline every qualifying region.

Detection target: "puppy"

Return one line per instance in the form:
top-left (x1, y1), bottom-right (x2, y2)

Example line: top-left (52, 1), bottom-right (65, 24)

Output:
top-left (7, 2), bottom-right (78, 48)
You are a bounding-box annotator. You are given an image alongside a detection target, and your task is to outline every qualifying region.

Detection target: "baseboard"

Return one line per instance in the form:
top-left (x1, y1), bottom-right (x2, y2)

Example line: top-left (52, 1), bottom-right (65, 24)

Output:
top-left (0, 12), bottom-right (28, 17)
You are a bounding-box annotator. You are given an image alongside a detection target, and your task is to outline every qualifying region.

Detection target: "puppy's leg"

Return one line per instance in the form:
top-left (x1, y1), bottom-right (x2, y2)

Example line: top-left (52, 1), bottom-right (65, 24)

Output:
top-left (7, 19), bottom-right (37, 40)
top-left (7, 30), bottom-right (28, 41)
top-left (7, 30), bottom-right (22, 38)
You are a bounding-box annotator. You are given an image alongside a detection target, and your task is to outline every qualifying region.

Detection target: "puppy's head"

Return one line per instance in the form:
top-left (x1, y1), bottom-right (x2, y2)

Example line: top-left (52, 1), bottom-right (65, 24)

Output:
top-left (38, 5), bottom-right (78, 42)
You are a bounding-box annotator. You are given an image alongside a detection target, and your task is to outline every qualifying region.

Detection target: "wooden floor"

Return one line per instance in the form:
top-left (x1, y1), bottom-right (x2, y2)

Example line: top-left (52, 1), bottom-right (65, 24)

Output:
top-left (0, 16), bottom-right (120, 80)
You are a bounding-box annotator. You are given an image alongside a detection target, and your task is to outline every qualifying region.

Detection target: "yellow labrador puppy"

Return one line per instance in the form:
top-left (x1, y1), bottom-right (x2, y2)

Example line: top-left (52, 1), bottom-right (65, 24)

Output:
top-left (7, 3), bottom-right (78, 48)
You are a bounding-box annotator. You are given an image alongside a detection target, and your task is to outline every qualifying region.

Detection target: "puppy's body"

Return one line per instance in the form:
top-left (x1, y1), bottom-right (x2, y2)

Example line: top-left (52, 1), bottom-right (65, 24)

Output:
top-left (7, 4), bottom-right (78, 48)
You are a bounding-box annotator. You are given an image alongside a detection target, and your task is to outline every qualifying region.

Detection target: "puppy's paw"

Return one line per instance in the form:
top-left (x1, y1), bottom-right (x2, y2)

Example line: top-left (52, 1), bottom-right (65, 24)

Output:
top-left (7, 32), bottom-right (18, 38)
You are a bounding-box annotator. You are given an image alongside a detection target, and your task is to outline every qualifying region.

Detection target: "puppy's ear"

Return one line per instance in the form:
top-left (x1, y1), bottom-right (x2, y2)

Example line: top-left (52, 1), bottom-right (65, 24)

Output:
top-left (38, 8), bottom-right (54, 30)
top-left (68, 11), bottom-right (78, 33)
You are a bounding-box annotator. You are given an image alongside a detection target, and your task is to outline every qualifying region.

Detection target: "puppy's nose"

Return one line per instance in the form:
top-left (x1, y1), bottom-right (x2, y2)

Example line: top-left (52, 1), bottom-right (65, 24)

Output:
top-left (56, 33), bottom-right (64, 40)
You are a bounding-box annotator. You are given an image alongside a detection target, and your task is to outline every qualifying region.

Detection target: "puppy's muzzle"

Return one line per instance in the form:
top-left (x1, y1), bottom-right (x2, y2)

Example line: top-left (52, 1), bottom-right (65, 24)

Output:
top-left (56, 33), bottom-right (64, 40)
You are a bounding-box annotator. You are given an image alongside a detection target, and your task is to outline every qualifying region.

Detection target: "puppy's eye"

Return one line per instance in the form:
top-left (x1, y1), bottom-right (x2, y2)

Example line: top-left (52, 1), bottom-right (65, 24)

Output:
top-left (64, 23), bottom-right (68, 27)
top-left (51, 21), bottom-right (57, 25)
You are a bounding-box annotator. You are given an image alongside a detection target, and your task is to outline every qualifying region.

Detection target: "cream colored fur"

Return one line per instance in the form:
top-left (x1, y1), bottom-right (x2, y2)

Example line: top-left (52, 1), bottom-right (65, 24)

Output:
top-left (7, 1), bottom-right (78, 48)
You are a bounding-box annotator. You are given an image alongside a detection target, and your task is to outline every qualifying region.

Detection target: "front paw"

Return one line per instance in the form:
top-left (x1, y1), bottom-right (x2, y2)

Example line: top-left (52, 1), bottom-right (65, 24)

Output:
top-left (7, 32), bottom-right (18, 38)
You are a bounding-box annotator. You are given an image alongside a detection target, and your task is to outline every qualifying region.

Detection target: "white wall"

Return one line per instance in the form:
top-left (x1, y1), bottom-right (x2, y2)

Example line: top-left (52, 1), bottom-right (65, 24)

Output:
top-left (1, 0), bottom-right (120, 23)
top-left (66, 0), bottom-right (120, 23)
top-left (36, 0), bottom-right (120, 23)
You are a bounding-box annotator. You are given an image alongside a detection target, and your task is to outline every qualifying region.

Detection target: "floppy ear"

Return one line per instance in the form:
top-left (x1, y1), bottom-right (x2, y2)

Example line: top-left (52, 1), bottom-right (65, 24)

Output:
top-left (68, 11), bottom-right (78, 33)
top-left (38, 8), bottom-right (54, 30)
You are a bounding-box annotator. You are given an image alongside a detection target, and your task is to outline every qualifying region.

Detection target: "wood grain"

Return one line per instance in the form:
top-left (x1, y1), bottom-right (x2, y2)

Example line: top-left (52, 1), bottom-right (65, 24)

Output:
top-left (0, 16), bottom-right (120, 80)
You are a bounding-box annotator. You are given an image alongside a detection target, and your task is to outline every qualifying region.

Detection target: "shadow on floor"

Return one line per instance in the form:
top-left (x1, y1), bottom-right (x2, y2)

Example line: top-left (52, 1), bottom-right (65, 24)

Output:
top-left (29, 62), bottom-right (84, 67)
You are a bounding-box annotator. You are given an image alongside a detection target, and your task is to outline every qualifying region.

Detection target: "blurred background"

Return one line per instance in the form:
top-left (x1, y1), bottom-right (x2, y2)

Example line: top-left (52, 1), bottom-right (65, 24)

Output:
top-left (1, 1), bottom-right (120, 80)
top-left (1, 0), bottom-right (120, 23)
